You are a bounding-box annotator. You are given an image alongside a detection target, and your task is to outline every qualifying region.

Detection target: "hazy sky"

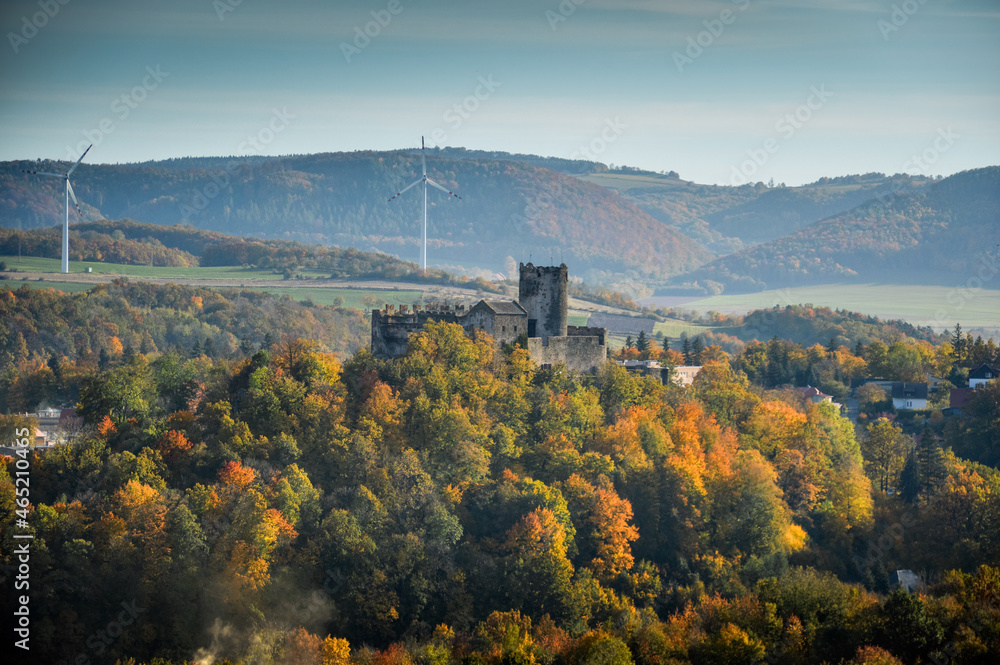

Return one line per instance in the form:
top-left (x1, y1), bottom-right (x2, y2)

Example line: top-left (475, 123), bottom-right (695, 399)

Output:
top-left (2, 0), bottom-right (998, 185)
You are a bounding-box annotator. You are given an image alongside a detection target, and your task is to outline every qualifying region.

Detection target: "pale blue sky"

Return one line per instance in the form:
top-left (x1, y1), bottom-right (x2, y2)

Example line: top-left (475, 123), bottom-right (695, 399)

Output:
top-left (1, 0), bottom-right (998, 185)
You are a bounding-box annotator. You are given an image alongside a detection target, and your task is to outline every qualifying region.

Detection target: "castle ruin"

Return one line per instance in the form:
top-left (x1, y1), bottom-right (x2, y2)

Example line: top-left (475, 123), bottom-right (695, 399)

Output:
top-left (371, 263), bottom-right (607, 372)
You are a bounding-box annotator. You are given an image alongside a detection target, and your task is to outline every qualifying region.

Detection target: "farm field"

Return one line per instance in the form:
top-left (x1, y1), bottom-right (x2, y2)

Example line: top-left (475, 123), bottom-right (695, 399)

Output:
top-left (0, 256), bottom-right (641, 316)
top-left (644, 284), bottom-right (1000, 333)
top-left (0, 255), bottom-right (297, 280)
top-left (252, 286), bottom-right (424, 310)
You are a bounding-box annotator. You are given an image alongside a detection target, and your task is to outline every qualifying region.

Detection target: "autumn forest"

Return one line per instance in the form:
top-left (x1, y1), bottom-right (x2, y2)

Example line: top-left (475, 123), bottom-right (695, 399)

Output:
top-left (1, 279), bottom-right (999, 665)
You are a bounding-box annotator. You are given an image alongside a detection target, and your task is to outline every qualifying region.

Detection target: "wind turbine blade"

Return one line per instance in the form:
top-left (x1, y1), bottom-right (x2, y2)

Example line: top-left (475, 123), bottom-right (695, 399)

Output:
top-left (426, 178), bottom-right (462, 200)
top-left (67, 180), bottom-right (83, 216)
top-left (22, 170), bottom-right (65, 178)
top-left (67, 144), bottom-right (92, 175)
top-left (387, 178), bottom-right (423, 201)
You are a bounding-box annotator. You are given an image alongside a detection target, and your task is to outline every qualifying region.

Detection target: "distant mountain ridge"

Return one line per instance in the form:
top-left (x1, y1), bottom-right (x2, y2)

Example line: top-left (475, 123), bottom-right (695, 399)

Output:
top-left (664, 166), bottom-right (1000, 294)
top-left (0, 151), bottom-right (709, 283)
top-left (1, 148), bottom-right (995, 290)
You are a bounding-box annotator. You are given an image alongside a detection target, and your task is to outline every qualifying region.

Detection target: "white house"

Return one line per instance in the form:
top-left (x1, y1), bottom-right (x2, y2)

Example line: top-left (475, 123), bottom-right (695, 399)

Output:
top-left (968, 364), bottom-right (999, 389)
top-left (891, 382), bottom-right (928, 410)
top-left (671, 365), bottom-right (702, 387)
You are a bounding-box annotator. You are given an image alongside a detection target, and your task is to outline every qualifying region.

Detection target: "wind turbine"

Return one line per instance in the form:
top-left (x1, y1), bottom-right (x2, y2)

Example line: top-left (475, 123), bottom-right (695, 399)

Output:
top-left (387, 137), bottom-right (461, 272)
top-left (22, 144), bottom-right (92, 274)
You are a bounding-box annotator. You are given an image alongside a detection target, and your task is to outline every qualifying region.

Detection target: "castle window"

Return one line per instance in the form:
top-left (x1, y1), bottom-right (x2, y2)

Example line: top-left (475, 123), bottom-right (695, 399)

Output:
top-left (502, 326), bottom-right (506, 332)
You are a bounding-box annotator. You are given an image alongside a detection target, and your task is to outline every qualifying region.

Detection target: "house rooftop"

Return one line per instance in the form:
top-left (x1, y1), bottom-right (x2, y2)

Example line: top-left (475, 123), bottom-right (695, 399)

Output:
top-left (478, 300), bottom-right (527, 315)
top-left (950, 387), bottom-right (974, 409)
top-left (891, 382), bottom-right (928, 400)
top-left (968, 363), bottom-right (999, 380)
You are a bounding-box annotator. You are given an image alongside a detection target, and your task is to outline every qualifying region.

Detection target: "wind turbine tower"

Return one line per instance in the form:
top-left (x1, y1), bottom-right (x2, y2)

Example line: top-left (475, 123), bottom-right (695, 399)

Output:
top-left (22, 144), bottom-right (92, 274)
top-left (387, 137), bottom-right (461, 272)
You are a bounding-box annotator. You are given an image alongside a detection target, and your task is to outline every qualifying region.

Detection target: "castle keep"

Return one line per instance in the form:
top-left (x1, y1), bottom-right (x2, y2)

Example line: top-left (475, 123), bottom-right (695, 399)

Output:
top-left (371, 263), bottom-right (607, 372)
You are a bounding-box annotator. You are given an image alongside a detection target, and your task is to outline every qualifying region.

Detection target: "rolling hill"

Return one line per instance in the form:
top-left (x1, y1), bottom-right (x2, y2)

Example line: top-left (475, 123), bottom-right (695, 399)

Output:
top-left (0, 152), bottom-right (710, 283)
top-left (579, 170), bottom-right (937, 254)
top-left (663, 166), bottom-right (1000, 294)
top-left (3, 148), bottom-right (994, 292)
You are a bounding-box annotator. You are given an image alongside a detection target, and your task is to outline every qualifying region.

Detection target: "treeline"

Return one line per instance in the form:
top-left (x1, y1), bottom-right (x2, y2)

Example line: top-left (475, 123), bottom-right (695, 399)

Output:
top-left (0, 226), bottom-right (199, 267)
top-left (616, 321), bottom-right (977, 402)
top-left (0, 221), bottom-right (504, 291)
top-left (731, 305), bottom-right (943, 346)
top-left (0, 281), bottom-right (368, 412)
top-left (567, 281), bottom-right (640, 311)
top-left (2, 321), bottom-right (998, 664)
top-left (644, 304), bottom-right (948, 359)
top-left (1, 152), bottom-right (710, 281)
top-left (666, 167), bottom-right (1000, 293)
top-left (72, 219), bottom-right (470, 282)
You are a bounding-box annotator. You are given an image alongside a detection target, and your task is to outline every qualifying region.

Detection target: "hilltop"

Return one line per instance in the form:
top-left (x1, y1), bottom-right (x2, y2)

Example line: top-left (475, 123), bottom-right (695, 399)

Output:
top-left (0, 152), bottom-right (709, 283)
top-left (665, 167), bottom-right (1000, 294)
top-left (3, 149), bottom-right (996, 295)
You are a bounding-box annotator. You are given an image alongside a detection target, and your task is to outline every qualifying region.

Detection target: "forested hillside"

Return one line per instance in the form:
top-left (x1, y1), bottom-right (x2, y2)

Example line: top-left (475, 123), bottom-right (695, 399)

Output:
top-left (0, 281), bottom-right (367, 412)
top-left (0, 153), bottom-right (710, 282)
top-left (576, 172), bottom-right (937, 254)
top-left (2, 295), bottom-right (999, 664)
top-left (718, 304), bottom-right (944, 348)
top-left (667, 167), bottom-right (1000, 293)
top-left (5, 149), bottom-right (992, 290)
top-left (0, 220), bottom-right (500, 287)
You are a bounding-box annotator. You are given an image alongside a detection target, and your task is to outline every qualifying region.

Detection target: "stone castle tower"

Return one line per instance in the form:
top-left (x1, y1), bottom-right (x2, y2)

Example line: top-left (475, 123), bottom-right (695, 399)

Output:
top-left (371, 263), bottom-right (606, 372)
top-left (518, 263), bottom-right (568, 341)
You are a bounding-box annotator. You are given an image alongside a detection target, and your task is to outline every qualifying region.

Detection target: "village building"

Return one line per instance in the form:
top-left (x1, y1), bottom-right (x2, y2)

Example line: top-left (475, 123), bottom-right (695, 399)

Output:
top-left (671, 365), bottom-right (703, 387)
top-left (795, 385), bottom-right (842, 409)
top-left (890, 382), bottom-right (929, 410)
top-left (949, 363), bottom-right (998, 412)
top-left (967, 363), bottom-right (999, 389)
top-left (852, 378), bottom-right (929, 411)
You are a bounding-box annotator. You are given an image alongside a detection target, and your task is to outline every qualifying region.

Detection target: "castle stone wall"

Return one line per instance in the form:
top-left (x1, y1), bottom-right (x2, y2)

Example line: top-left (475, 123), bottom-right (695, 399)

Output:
top-left (371, 307), bottom-right (462, 358)
top-left (465, 302), bottom-right (526, 345)
top-left (527, 335), bottom-right (607, 374)
top-left (568, 325), bottom-right (606, 346)
top-left (518, 263), bottom-right (568, 340)
top-left (371, 265), bottom-right (606, 372)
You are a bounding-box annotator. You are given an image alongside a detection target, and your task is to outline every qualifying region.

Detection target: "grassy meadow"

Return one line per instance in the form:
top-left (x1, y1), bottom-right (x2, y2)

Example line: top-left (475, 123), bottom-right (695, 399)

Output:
top-left (645, 283), bottom-right (1000, 333)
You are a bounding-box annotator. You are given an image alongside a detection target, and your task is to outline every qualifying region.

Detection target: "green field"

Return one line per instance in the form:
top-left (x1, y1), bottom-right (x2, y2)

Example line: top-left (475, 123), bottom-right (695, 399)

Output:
top-left (645, 284), bottom-right (1000, 332)
top-left (0, 276), bottom-right (423, 311)
top-left (652, 320), bottom-right (717, 339)
top-left (0, 255), bottom-right (325, 280)
top-left (252, 287), bottom-right (423, 309)
top-left (0, 256), bottom-right (425, 310)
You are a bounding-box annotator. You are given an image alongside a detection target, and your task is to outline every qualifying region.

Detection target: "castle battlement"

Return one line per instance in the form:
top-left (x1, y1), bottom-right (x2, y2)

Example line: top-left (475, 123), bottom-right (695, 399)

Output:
top-left (370, 264), bottom-right (607, 372)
